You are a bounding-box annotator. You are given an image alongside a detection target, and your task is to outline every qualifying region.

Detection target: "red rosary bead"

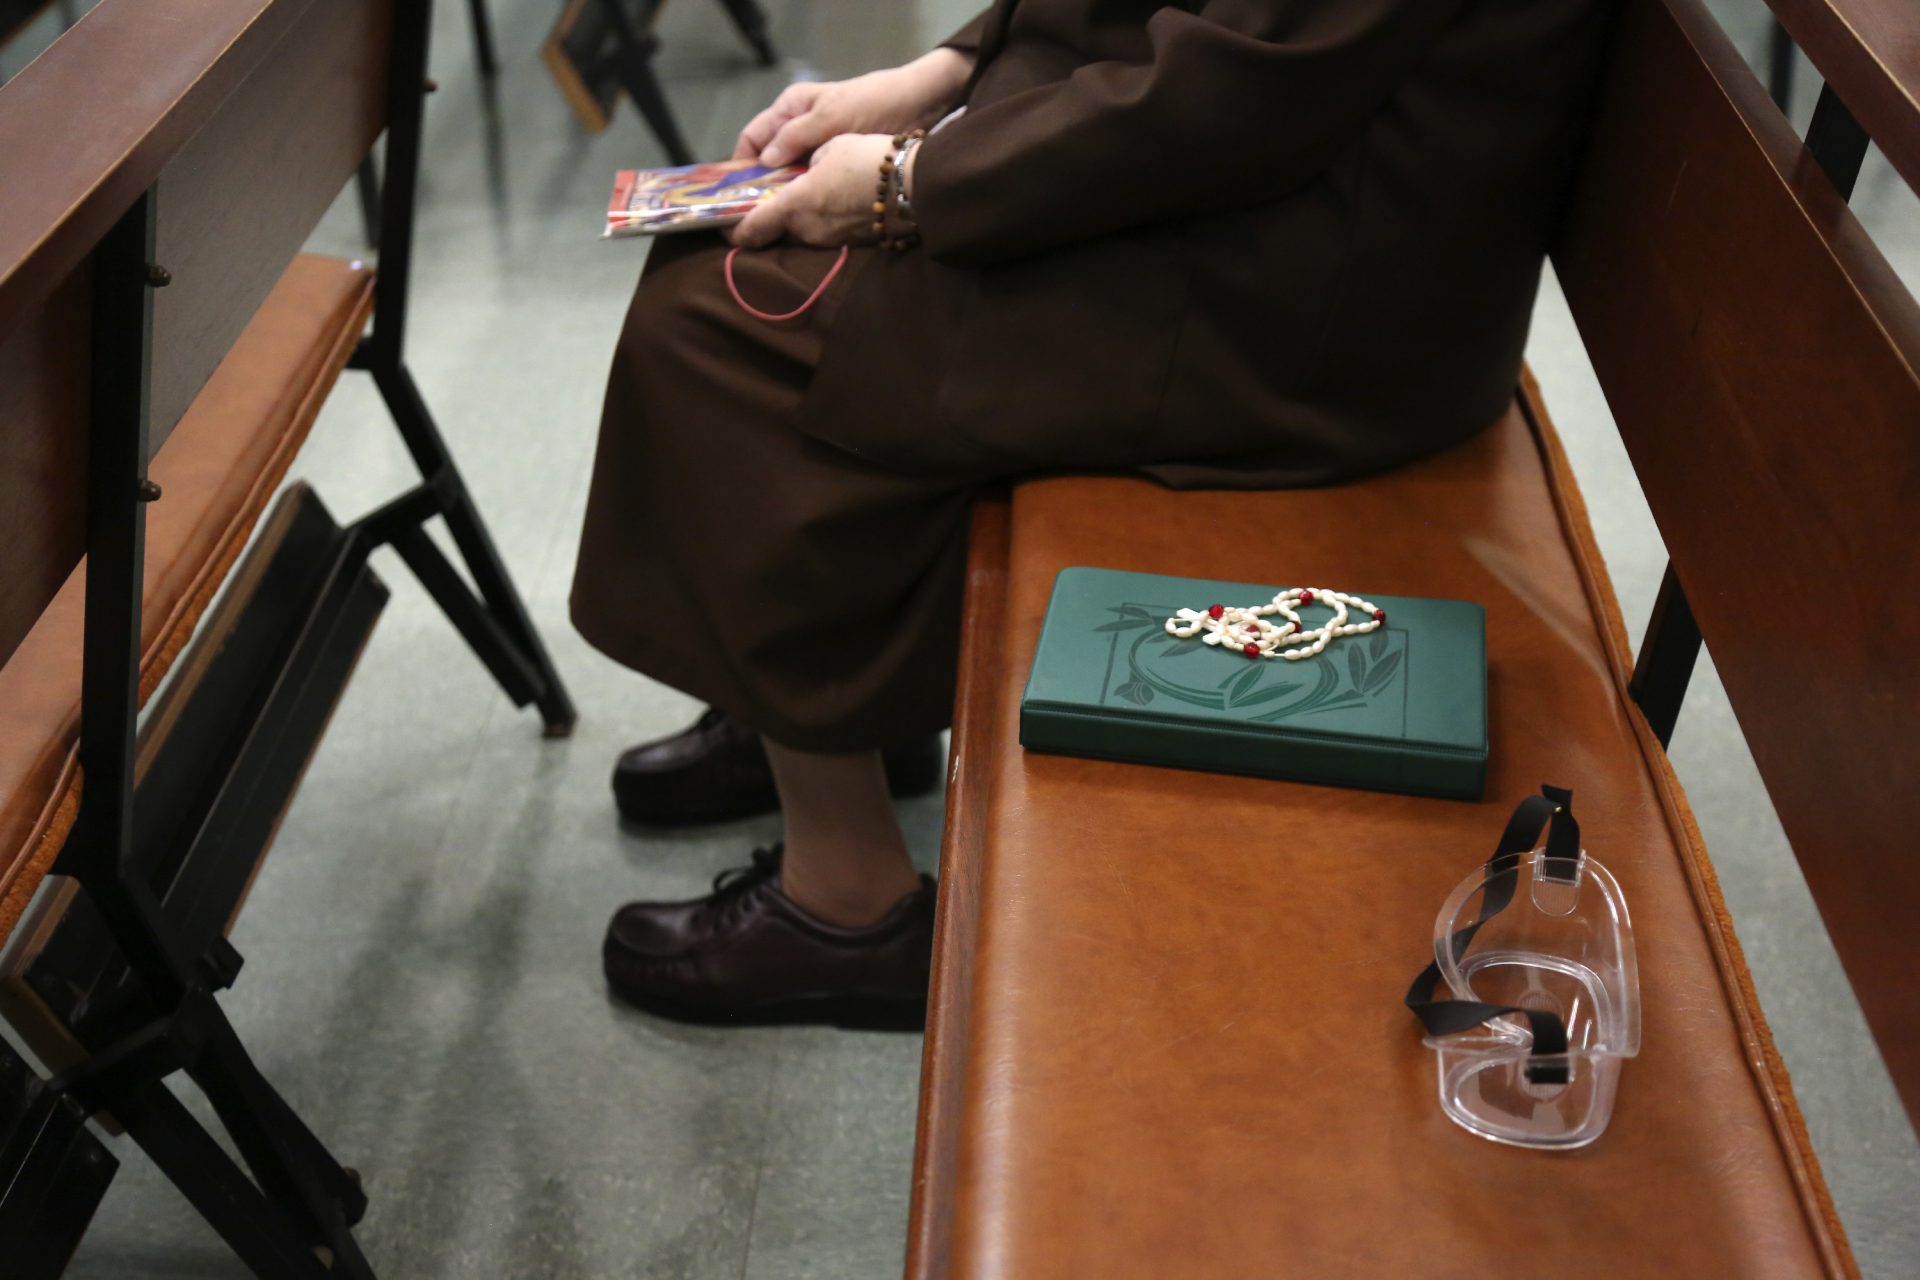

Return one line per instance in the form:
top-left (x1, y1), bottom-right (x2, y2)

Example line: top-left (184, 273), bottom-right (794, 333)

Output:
top-left (1298, 590), bottom-right (1314, 605)
top-left (1208, 604), bottom-right (1224, 619)
top-left (1243, 642), bottom-right (1260, 657)
top-left (1373, 609), bottom-right (1386, 623)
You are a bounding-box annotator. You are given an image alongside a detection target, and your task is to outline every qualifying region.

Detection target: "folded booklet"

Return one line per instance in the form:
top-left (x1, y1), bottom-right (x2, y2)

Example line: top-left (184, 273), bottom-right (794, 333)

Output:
top-left (1020, 567), bottom-right (1489, 799)
top-left (603, 160), bottom-right (803, 238)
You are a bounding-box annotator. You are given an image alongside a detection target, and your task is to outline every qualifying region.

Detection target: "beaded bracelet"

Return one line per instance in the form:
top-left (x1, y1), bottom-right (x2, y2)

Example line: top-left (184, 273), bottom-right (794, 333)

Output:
top-left (875, 129), bottom-right (926, 251)
top-left (893, 134), bottom-right (921, 223)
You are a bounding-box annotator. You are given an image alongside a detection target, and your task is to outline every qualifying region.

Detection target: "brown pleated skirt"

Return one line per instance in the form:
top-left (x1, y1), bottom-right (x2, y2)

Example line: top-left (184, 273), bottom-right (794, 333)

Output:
top-left (570, 233), bottom-right (980, 753)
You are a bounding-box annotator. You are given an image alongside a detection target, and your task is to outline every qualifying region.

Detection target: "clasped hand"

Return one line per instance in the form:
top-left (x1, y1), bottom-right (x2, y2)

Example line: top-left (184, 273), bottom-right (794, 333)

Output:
top-left (728, 49), bottom-right (971, 249)
top-left (730, 132), bottom-right (893, 249)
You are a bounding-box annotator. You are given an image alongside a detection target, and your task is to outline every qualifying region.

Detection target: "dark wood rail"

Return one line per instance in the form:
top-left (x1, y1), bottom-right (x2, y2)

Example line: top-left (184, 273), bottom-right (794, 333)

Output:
top-left (0, 0), bottom-right (321, 335)
top-left (1763, 0), bottom-right (1920, 191)
top-left (0, 0), bottom-right (387, 663)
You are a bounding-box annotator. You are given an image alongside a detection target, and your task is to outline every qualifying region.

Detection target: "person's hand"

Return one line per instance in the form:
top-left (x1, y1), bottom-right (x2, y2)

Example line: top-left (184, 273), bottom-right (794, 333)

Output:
top-left (732, 48), bottom-right (972, 168)
top-left (730, 133), bottom-right (894, 248)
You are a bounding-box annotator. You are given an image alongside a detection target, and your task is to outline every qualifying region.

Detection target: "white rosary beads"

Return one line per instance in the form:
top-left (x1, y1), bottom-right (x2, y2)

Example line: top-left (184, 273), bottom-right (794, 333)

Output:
top-left (1166, 588), bottom-right (1387, 661)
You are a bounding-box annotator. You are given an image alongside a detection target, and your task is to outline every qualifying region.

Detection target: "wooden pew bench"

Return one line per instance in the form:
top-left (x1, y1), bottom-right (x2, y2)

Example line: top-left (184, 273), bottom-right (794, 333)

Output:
top-left (0, 259), bottom-right (376, 1069)
top-left (0, 258), bottom-right (373, 955)
top-left (0, 1), bottom-right (571, 1273)
top-left (906, 0), bottom-right (1919, 1275)
top-left (0, 256), bottom-right (374, 1272)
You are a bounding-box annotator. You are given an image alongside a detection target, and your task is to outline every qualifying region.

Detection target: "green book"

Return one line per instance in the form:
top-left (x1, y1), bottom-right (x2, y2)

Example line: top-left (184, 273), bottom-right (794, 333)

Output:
top-left (1019, 567), bottom-right (1488, 799)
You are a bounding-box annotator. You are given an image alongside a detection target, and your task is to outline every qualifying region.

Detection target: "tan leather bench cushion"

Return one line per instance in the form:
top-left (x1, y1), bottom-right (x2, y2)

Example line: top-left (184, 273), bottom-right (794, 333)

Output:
top-left (928, 380), bottom-right (1854, 1277)
top-left (0, 253), bottom-right (373, 945)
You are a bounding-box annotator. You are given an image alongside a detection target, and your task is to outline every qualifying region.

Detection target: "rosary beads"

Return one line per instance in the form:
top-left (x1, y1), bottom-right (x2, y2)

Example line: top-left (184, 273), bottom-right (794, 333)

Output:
top-left (875, 130), bottom-right (925, 251)
top-left (1166, 588), bottom-right (1387, 661)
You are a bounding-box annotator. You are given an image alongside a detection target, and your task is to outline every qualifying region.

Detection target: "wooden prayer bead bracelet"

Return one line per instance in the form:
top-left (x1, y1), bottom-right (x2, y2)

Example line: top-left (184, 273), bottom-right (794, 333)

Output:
top-left (875, 129), bottom-right (925, 251)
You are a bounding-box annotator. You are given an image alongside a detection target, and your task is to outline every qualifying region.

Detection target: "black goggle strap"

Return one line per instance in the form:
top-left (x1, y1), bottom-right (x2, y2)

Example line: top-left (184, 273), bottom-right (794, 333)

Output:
top-left (1404, 785), bottom-right (1581, 1086)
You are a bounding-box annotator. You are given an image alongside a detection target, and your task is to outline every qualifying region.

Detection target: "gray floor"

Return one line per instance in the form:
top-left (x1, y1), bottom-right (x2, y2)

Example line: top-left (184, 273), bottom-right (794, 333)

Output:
top-left (13, 0), bottom-right (1920, 1274)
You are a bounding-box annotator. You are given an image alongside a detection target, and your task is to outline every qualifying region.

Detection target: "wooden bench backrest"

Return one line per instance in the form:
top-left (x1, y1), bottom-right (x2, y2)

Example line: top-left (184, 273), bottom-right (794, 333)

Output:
top-left (0, 0), bottom-right (394, 666)
top-left (1552, 0), bottom-right (1920, 1123)
top-left (1765, 0), bottom-right (1920, 192)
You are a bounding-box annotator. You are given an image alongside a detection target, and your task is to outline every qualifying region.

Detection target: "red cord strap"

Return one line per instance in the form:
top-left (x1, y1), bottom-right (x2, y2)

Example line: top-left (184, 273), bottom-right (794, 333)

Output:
top-left (724, 244), bottom-right (850, 322)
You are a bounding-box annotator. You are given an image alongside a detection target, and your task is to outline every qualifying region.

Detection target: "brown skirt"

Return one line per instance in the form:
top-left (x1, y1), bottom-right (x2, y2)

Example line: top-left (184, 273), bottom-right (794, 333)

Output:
top-left (568, 231), bottom-right (1450, 752)
top-left (570, 233), bottom-right (982, 753)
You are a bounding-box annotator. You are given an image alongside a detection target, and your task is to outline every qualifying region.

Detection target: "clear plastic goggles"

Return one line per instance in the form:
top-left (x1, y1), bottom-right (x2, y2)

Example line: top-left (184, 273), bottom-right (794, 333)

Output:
top-left (1407, 786), bottom-right (1641, 1150)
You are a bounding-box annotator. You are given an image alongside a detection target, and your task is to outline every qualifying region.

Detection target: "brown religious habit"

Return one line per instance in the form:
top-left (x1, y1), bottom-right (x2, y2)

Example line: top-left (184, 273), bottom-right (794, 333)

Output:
top-left (571, 0), bottom-right (1612, 752)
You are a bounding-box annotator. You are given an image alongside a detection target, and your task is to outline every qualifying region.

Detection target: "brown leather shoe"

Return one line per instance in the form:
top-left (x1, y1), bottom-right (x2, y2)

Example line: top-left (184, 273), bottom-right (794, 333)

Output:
top-left (602, 847), bottom-right (935, 1029)
top-left (612, 708), bottom-right (945, 827)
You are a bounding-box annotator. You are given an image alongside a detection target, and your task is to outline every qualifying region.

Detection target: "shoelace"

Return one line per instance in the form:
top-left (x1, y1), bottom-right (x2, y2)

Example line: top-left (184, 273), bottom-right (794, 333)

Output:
top-left (702, 845), bottom-right (783, 929)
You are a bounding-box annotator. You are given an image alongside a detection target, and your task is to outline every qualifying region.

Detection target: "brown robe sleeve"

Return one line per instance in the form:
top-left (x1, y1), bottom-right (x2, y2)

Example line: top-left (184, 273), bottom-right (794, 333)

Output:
top-left (912, 0), bottom-right (1469, 266)
top-left (940, 8), bottom-right (992, 56)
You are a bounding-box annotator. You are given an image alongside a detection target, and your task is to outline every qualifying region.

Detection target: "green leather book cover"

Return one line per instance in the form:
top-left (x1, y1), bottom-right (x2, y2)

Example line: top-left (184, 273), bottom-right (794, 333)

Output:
top-left (1020, 567), bottom-right (1487, 799)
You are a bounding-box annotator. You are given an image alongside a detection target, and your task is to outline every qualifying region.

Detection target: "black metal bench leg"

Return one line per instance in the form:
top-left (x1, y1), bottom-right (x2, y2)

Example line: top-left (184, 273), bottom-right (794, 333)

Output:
top-left (595, 0), bottom-right (694, 165)
top-left (360, 0), bottom-right (579, 737)
top-left (1804, 83), bottom-right (1870, 198)
top-left (191, 1012), bottom-right (372, 1227)
top-left (618, 36), bottom-right (695, 164)
top-left (52, 990), bottom-right (377, 1277)
top-left (356, 156), bottom-right (382, 251)
top-left (1629, 562), bottom-right (1702, 749)
top-left (711, 0), bottom-right (777, 66)
top-left (1767, 18), bottom-right (1794, 114)
top-left (119, 1085), bottom-right (336, 1279)
top-left (467, 0), bottom-right (500, 78)
top-left (0, 1045), bottom-right (117, 1280)
top-left (390, 524), bottom-right (545, 709)
top-left (69, 187), bottom-right (383, 1280)
top-left (372, 363), bottom-right (579, 736)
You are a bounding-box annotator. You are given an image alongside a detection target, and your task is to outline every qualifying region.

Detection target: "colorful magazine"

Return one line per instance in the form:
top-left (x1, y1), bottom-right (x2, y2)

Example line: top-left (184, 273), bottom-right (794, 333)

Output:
top-left (603, 160), bottom-right (803, 238)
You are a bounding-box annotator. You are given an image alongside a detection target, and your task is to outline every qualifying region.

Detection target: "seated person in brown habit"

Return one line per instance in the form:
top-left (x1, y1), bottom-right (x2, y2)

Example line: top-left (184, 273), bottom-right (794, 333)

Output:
top-left (575, 0), bottom-right (1609, 1027)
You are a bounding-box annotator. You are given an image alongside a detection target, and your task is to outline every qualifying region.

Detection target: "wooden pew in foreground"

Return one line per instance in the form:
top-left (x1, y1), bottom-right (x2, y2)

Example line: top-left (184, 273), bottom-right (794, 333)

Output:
top-left (908, 0), bottom-right (1919, 1274)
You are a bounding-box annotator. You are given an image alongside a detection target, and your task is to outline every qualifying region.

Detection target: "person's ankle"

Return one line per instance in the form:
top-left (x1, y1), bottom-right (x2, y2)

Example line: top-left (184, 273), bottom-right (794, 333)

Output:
top-left (779, 862), bottom-right (922, 928)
